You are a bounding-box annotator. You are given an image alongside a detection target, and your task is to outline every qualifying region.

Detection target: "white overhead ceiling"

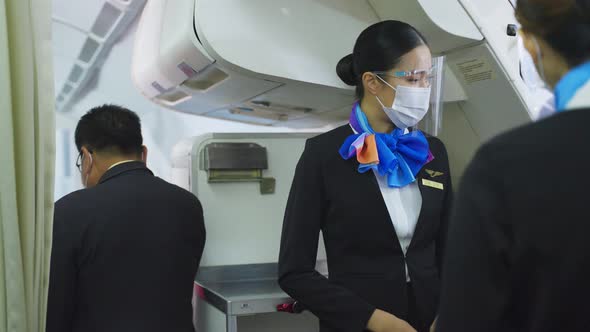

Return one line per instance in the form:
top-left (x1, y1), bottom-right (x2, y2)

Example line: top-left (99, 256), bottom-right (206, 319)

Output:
top-left (52, 0), bottom-right (105, 90)
top-left (52, 25), bottom-right (84, 90)
top-left (50, 0), bottom-right (333, 131)
top-left (53, 0), bottom-right (106, 32)
top-left (51, 0), bottom-right (334, 200)
top-left (53, 0), bottom-right (148, 113)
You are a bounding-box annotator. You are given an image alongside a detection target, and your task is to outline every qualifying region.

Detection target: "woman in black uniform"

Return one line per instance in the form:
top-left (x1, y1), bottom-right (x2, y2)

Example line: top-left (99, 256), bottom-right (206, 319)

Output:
top-left (278, 21), bottom-right (452, 332)
top-left (437, 1), bottom-right (590, 331)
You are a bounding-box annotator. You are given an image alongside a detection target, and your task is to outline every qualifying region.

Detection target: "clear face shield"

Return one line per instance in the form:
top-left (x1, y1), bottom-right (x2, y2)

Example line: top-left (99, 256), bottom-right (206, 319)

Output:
top-left (516, 31), bottom-right (555, 120)
top-left (374, 56), bottom-right (445, 136)
top-left (420, 56), bottom-right (445, 136)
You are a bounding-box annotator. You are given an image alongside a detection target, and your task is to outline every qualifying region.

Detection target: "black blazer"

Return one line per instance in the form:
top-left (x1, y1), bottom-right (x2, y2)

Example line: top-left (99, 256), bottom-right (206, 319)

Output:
top-left (279, 125), bottom-right (452, 332)
top-left (437, 109), bottom-right (590, 332)
top-left (47, 162), bottom-right (206, 332)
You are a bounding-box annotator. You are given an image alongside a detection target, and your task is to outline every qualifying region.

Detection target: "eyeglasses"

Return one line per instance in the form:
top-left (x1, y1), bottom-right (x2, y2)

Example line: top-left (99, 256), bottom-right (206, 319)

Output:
top-left (374, 67), bottom-right (435, 87)
top-left (75, 150), bottom-right (92, 173)
top-left (75, 152), bottom-right (83, 173)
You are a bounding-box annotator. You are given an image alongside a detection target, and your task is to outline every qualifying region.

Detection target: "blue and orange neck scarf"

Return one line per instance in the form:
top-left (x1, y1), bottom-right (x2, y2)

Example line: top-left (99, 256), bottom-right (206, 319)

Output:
top-left (339, 102), bottom-right (433, 188)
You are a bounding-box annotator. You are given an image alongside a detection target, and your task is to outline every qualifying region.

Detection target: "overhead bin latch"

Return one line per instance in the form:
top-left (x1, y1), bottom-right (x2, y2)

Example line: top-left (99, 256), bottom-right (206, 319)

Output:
top-left (203, 142), bottom-right (275, 194)
top-left (507, 24), bottom-right (518, 37)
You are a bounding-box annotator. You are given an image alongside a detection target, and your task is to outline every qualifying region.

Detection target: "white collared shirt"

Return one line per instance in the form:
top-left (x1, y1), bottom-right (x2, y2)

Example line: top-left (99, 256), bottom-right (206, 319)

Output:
top-left (350, 125), bottom-right (422, 281)
top-left (373, 170), bottom-right (422, 282)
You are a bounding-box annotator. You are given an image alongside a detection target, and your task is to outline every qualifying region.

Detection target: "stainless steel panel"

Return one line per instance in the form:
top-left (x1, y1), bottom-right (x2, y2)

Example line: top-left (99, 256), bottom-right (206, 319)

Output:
top-left (194, 262), bottom-right (328, 316)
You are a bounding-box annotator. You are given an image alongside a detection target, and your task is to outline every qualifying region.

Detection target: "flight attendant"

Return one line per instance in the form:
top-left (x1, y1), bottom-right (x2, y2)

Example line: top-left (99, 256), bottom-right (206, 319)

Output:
top-left (279, 20), bottom-right (452, 332)
top-left (437, 0), bottom-right (590, 331)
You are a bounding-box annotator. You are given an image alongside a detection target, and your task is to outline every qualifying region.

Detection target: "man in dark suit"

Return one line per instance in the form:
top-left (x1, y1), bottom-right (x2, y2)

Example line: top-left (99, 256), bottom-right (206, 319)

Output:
top-left (47, 105), bottom-right (205, 332)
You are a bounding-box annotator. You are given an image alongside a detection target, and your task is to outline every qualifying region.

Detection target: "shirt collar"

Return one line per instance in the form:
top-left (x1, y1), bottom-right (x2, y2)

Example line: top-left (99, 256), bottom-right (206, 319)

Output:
top-left (99, 161), bottom-right (152, 184)
top-left (107, 160), bottom-right (137, 171)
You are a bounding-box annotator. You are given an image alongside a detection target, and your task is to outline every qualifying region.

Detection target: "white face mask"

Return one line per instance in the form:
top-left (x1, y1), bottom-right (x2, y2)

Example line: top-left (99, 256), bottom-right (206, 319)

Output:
top-left (375, 76), bottom-right (431, 129)
top-left (517, 35), bottom-right (556, 119)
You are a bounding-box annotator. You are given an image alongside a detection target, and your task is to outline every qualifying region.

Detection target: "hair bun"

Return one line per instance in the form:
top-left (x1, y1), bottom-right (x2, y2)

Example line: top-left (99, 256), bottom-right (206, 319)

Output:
top-left (336, 54), bottom-right (357, 86)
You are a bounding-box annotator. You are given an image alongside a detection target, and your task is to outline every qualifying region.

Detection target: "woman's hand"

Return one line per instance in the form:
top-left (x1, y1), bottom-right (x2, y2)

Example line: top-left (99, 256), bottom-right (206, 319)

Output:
top-left (367, 309), bottom-right (417, 332)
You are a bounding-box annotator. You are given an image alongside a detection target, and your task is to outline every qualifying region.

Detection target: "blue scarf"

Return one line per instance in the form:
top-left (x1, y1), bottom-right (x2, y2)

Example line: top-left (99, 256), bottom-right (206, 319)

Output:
top-left (339, 103), bottom-right (432, 188)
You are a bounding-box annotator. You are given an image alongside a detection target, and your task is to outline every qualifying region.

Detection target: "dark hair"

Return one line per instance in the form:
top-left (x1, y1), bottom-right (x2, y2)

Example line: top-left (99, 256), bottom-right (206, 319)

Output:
top-left (336, 20), bottom-right (428, 98)
top-left (75, 104), bottom-right (143, 156)
top-left (516, 0), bottom-right (590, 66)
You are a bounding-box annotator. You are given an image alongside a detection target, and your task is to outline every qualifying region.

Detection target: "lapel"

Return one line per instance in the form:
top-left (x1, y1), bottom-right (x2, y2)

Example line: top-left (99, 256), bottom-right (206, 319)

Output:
top-left (363, 165), bottom-right (439, 252)
top-left (409, 167), bottom-right (437, 249)
top-left (340, 123), bottom-right (403, 252)
top-left (340, 114), bottom-right (447, 252)
top-left (345, 146), bottom-right (443, 253)
top-left (345, 154), bottom-right (403, 252)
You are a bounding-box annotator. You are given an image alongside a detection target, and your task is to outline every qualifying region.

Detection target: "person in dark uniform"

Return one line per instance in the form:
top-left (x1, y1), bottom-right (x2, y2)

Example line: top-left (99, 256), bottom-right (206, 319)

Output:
top-left (436, 1), bottom-right (590, 331)
top-left (278, 21), bottom-right (452, 332)
top-left (47, 105), bottom-right (206, 332)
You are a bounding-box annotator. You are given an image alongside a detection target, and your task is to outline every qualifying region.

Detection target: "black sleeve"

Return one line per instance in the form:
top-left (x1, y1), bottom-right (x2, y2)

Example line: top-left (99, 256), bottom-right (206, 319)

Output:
top-left (436, 144), bottom-right (511, 332)
top-left (278, 140), bottom-right (376, 332)
top-left (192, 196), bottom-right (206, 265)
top-left (46, 202), bottom-right (78, 332)
top-left (436, 144), bottom-right (453, 274)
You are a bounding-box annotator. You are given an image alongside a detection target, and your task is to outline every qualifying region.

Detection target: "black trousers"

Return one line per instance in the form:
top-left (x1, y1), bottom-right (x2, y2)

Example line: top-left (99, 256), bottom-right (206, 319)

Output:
top-left (407, 282), bottom-right (429, 332)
